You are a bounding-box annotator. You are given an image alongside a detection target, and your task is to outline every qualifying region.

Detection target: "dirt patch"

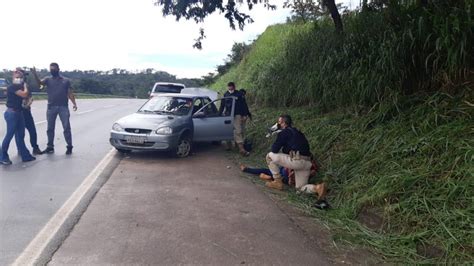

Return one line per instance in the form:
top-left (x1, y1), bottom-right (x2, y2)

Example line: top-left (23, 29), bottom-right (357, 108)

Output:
top-left (357, 206), bottom-right (384, 232)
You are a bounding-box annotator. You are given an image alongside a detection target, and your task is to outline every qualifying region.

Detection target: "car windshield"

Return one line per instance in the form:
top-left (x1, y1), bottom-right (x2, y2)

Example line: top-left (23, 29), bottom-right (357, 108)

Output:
top-left (153, 84), bottom-right (184, 93)
top-left (0, 80), bottom-right (8, 86)
top-left (139, 96), bottom-right (193, 116)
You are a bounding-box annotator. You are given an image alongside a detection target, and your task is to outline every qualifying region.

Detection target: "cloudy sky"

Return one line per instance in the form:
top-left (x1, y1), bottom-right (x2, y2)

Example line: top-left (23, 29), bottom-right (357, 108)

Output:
top-left (0, 0), bottom-right (358, 78)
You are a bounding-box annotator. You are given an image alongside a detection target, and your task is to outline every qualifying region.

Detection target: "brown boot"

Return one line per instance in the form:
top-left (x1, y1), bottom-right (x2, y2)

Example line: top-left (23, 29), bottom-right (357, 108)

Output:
top-left (266, 178), bottom-right (283, 190)
top-left (259, 173), bottom-right (273, 181)
top-left (315, 182), bottom-right (327, 200)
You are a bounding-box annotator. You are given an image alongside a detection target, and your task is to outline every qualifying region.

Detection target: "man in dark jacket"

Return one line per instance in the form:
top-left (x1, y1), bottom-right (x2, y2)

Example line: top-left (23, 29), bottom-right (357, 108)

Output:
top-left (265, 114), bottom-right (312, 190)
top-left (219, 82), bottom-right (250, 156)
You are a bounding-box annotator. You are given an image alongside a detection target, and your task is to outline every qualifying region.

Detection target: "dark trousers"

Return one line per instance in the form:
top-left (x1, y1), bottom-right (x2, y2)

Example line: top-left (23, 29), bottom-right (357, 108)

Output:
top-left (23, 109), bottom-right (39, 149)
top-left (243, 167), bottom-right (289, 184)
top-left (47, 105), bottom-right (72, 148)
top-left (1, 110), bottom-right (33, 161)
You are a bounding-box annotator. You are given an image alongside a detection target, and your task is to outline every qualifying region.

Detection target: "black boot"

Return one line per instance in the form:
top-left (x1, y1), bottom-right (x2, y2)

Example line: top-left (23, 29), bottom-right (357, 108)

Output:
top-left (42, 147), bottom-right (55, 154)
top-left (33, 147), bottom-right (43, 155)
top-left (66, 146), bottom-right (73, 155)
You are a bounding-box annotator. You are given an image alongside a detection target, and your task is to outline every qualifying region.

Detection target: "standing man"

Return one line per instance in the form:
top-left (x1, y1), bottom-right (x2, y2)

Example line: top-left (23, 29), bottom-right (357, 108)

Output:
top-left (265, 115), bottom-right (312, 190)
top-left (219, 82), bottom-right (250, 156)
top-left (32, 63), bottom-right (78, 155)
top-left (0, 69), bottom-right (36, 165)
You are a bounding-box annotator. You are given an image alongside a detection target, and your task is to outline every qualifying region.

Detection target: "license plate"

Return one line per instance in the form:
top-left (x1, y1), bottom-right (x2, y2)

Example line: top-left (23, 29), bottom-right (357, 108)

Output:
top-left (124, 136), bottom-right (147, 144)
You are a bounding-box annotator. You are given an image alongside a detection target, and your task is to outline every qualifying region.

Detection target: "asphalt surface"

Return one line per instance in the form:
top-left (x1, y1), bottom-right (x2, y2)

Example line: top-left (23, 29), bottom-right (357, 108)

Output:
top-left (0, 98), bottom-right (144, 265)
top-left (50, 146), bottom-right (329, 265)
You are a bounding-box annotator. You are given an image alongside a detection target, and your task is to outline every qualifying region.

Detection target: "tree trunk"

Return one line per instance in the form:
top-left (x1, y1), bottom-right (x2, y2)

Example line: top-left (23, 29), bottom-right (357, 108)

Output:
top-left (324, 0), bottom-right (343, 33)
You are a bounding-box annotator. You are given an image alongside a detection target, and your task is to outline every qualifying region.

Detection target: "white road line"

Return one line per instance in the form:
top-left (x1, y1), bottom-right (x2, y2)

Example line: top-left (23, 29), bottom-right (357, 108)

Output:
top-left (77, 109), bottom-right (94, 115)
top-left (35, 120), bottom-right (47, 125)
top-left (12, 149), bottom-right (117, 266)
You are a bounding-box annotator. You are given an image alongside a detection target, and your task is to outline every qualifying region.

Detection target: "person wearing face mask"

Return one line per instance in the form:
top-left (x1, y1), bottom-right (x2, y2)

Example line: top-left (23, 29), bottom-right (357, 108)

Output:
top-left (265, 114), bottom-right (312, 191)
top-left (0, 69), bottom-right (36, 165)
top-left (31, 63), bottom-right (78, 155)
top-left (219, 82), bottom-right (251, 156)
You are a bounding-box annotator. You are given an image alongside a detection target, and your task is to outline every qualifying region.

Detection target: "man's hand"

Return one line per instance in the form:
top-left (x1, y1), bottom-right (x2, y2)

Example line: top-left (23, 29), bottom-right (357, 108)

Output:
top-left (242, 116), bottom-right (248, 122)
top-left (73, 105), bottom-right (78, 112)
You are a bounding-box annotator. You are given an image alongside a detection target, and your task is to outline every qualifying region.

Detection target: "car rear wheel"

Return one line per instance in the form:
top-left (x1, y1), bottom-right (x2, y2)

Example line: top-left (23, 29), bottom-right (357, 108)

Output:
top-left (175, 135), bottom-right (191, 158)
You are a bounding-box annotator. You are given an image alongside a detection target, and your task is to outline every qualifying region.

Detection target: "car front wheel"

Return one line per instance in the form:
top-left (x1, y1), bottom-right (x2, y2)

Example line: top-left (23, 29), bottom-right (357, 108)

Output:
top-left (175, 135), bottom-right (191, 158)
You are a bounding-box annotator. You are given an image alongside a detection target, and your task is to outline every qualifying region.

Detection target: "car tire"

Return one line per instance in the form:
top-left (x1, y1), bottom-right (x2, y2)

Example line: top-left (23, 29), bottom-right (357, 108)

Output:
top-left (175, 135), bottom-right (192, 158)
top-left (116, 148), bottom-right (131, 154)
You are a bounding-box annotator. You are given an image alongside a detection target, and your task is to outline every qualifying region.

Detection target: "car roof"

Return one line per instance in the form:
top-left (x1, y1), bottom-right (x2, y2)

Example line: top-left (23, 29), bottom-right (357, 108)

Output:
top-left (154, 82), bottom-right (185, 87)
top-left (153, 93), bottom-right (208, 99)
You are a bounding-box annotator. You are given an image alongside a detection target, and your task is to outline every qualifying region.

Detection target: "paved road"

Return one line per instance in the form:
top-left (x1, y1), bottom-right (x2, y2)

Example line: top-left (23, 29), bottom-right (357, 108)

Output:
top-left (0, 98), bottom-right (144, 265)
top-left (50, 147), bottom-right (329, 265)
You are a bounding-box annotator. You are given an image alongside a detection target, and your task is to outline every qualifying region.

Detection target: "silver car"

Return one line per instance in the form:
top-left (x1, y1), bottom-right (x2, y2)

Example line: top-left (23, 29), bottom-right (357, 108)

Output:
top-left (110, 93), bottom-right (236, 157)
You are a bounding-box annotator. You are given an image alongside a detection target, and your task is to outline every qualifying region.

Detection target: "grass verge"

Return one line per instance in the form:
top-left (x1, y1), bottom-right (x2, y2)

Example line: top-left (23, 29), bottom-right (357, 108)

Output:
top-left (238, 91), bottom-right (473, 264)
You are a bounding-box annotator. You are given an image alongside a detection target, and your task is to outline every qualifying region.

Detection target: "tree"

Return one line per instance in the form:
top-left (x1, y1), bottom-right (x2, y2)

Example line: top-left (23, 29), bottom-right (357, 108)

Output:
top-left (284, 0), bottom-right (322, 23)
top-left (153, 0), bottom-right (343, 44)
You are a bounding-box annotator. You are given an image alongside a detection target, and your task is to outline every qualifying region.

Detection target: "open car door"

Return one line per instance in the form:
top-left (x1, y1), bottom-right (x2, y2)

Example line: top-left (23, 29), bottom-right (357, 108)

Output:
top-left (192, 97), bottom-right (235, 142)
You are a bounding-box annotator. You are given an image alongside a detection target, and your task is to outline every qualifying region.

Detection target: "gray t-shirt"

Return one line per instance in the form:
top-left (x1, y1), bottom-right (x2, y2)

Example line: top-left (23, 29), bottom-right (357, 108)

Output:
top-left (43, 76), bottom-right (71, 106)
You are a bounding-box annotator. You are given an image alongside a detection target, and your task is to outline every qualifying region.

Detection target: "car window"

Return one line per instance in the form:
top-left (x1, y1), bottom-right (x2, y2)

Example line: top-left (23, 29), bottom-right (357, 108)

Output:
top-left (193, 98), bottom-right (203, 114)
top-left (196, 98), bottom-right (225, 117)
top-left (139, 96), bottom-right (193, 116)
top-left (152, 84), bottom-right (184, 93)
top-left (0, 80), bottom-right (8, 86)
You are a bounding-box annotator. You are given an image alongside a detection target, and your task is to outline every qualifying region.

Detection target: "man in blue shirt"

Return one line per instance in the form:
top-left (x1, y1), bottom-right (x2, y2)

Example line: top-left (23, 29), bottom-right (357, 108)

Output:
top-left (0, 69), bottom-right (36, 165)
top-left (32, 63), bottom-right (78, 155)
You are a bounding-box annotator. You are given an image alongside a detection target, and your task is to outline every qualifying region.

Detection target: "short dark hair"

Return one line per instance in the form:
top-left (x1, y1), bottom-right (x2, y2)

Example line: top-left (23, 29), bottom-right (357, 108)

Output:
top-left (279, 114), bottom-right (293, 127)
top-left (227, 82), bottom-right (235, 88)
top-left (50, 62), bottom-right (59, 68)
top-left (240, 88), bottom-right (246, 95)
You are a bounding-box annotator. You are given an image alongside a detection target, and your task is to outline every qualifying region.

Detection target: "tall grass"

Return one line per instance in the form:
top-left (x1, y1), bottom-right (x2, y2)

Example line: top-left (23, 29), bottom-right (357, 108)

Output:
top-left (240, 90), bottom-right (473, 263)
top-left (213, 1), bottom-right (473, 263)
top-left (212, 1), bottom-right (473, 111)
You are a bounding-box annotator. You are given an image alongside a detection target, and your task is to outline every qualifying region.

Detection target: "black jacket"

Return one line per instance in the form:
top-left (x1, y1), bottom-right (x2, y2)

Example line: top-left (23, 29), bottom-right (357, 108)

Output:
top-left (271, 127), bottom-right (311, 156)
top-left (219, 90), bottom-right (250, 117)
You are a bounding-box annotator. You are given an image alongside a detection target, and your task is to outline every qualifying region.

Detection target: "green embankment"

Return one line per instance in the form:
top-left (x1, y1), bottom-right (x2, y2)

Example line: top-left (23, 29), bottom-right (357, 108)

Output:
top-left (212, 3), bottom-right (473, 263)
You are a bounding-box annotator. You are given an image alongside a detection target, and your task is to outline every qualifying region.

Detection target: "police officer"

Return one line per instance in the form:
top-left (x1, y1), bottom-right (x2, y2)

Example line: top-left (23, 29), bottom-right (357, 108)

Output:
top-left (265, 114), bottom-right (312, 190)
top-left (0, 69), bottom-right (36, 165)
top-left (219, 82), bottom-right (250, 156)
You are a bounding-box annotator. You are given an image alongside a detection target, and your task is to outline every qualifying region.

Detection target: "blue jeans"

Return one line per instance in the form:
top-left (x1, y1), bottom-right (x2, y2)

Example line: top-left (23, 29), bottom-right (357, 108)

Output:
top-left (23, 109), bottom-right (39, 149)
top-left (243, 167), bottom-right (289, 184)
top-left (47, 105), bottom-right (72, 148)
top-left (1, 110), bottom-right (33, 161)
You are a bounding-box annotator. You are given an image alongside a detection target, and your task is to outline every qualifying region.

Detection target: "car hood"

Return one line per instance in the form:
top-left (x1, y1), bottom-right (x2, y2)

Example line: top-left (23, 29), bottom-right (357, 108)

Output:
top-left (115, 112), bottom-right (185, 130)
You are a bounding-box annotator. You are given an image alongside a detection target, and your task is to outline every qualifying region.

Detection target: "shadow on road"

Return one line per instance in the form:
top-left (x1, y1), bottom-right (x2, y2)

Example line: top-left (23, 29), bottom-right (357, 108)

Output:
top-left (121, 142), bottom-right (225, 161)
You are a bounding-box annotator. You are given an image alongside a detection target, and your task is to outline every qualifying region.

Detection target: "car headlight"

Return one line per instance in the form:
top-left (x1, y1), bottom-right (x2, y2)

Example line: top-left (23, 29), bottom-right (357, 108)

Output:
top-left (112, 123), bottom-right (124, 132)
top-left (155, 127), bottom-right (172, 135)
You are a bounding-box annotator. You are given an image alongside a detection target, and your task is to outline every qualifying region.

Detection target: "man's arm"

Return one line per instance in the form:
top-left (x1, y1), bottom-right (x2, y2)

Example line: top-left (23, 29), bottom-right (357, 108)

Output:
top-left (68, 88), bottom-right (78, 111)
top-left (14, 84), bottom-right (29, 98)
top-left (271, 130), bottom-right (289, 153)
top-left (31, 67), bottom-right (46, 87)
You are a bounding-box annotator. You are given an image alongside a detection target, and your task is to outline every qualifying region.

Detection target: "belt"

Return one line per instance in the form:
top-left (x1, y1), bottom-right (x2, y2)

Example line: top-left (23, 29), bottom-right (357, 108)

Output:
top-left (6, 108), bottom-right (21, 112)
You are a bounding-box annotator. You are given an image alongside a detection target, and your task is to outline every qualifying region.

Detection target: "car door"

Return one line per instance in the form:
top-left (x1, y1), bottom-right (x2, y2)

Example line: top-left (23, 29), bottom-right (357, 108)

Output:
top-left (192, 97), bottom-right (235, 142)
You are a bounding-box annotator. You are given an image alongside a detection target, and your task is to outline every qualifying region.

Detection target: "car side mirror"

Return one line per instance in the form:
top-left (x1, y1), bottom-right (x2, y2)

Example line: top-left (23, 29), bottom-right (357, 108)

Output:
top-left (193, 111), bottom-right (206, 118)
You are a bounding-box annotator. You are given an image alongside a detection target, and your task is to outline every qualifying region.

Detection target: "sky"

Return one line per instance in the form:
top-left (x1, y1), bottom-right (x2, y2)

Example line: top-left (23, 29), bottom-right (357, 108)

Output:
top-left (0, 0), bottom-right (358, 78)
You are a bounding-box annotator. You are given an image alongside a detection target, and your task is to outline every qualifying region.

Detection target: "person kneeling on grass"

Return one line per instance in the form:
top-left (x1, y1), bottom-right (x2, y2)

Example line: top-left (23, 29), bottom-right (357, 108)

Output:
top-left (265, 114), bottom-right (312, 191)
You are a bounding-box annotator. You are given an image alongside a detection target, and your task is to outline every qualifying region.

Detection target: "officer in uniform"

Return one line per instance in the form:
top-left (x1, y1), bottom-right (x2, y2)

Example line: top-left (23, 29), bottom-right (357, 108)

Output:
top-left (265, 114), bottom-right (312, 190)
top-left (219, 82), bottom-right (251, 156)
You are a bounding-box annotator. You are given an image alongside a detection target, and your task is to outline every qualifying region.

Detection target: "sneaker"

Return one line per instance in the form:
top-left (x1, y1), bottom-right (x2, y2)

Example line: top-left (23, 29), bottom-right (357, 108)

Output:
top-left (22, 156), bottom-right (36, 163)
top-left (33, 147), bottom-right (43, 155)
top-left (0, 159), bottom-right (13, 165)
top-left (42, 147), bottom-right (54, 154)
top-left (66, 147), bottom-right (73, 155)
